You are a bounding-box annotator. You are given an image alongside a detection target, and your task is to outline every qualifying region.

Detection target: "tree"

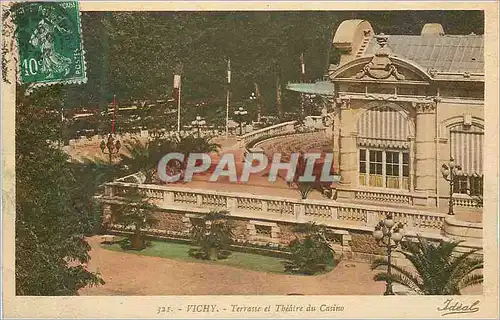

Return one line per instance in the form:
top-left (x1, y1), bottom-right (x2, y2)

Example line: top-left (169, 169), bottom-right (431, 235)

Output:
top-left (15, 89), bottom-right (104, 295)
top-left (287, 152), bottom-right (314, 199)
top-left (111, 187), bottom-right (159, 250)
top-left (120, 137), bottom-right (177, 183)
top-left (175, 135), bottom-right (220, 156)
top-left (371, 237), bottom-right (483, 295)
top-left (285, 223), bottom-right (335, 275)
top-left (188, 210), bottom-right (234, 261)
top-left (68, 158), bottom-right (123, 234)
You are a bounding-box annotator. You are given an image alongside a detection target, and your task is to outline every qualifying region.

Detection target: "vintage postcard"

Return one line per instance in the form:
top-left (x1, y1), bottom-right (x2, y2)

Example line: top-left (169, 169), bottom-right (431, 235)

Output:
top-left (2, 1), bottom-right (499, 319)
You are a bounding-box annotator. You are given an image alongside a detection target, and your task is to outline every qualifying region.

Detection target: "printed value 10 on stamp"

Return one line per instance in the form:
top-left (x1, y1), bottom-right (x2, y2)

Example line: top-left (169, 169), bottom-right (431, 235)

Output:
top-left (13, 1), bottom-right (86, 86)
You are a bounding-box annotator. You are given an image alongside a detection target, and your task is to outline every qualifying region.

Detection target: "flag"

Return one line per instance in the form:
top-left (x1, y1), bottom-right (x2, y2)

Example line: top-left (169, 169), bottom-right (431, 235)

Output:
top-left (173, 63), bottom-right (183, 101)
top-left (300, 52), bottom-right (306, 79)
top-left (227, 58), bottom-right (231, 84)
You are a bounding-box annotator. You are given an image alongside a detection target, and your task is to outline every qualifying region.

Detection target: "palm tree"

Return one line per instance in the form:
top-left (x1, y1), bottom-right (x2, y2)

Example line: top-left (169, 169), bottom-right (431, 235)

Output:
top-left (112, 186), bottom-right (158, 250)
top-left (176, 135), bottom-right (220, 155)
top-left (120, 137), bottom-right (176, 183)
top-left (287, 151), bottom-right (315, 199)
top-left (174, 135), bottom-right (221, 173)
top-left (285, 222), bottom-right (335, 274)
top-left (188, 210), bottom-right (234, 261)
top-left (371, 237), bottom-right (483, 295)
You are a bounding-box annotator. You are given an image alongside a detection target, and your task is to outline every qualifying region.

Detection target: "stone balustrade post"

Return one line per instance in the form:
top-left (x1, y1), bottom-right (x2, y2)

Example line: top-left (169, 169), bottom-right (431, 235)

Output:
top-left (294, 202), bottom-right (305, 222)
top-left (366, 210), bottom-right (379, 227)
top-left (227, 197), bottom-right (238, 212)
top-left (196, 194), bottom-right (203, 206)
top-left (261, 200), bottom-right (268, 213)
top-left (330, 207), bottom-right (338, 220)
top-left (405, 215), bottom-right (417, 232)
top-left (163, 190), bottom-right (174, 205)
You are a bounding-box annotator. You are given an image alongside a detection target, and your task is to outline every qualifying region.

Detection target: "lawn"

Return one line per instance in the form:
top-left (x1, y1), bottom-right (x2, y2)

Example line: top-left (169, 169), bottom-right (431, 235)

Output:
top-left (101, 239), bottom-right (289, 274)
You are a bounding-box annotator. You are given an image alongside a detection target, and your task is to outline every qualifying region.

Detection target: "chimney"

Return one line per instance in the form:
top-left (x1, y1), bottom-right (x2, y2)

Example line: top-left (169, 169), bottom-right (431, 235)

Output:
top-left (421, 23), bottom-right (445, 36)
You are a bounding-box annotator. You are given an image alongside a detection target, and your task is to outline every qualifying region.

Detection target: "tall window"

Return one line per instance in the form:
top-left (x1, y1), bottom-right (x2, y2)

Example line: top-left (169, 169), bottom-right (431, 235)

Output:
top-left (449, 122), bottom-right (484, 197)
top-left (359, 149), bottom-right (409, 190)
top-left (386, 151), bottom-right (400, 188)
top-left (369, 150), bottom-right (383, 187)
top-left (453, 175), bottom-right (483, 196)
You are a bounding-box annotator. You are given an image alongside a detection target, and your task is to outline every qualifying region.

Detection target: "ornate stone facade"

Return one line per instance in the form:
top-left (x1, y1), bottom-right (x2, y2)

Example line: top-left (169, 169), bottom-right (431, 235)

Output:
top-left (288, 20), bottom-right (484, 221)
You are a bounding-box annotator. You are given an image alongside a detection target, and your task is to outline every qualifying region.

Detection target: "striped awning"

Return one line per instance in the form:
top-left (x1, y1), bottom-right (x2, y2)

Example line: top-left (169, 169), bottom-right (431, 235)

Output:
top-left (357, 137), bottom-right (409, 149)
top-left (357, 106), bottom-right (412, 147)
top-left (450, 125), bottom-right (484, 175)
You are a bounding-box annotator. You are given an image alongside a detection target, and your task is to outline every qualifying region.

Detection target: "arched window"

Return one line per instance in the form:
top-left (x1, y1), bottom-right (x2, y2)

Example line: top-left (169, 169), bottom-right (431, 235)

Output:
top-left (357, 105), bottom-right (413, 190)
top-left (449, 122), bottom-right (484, 196)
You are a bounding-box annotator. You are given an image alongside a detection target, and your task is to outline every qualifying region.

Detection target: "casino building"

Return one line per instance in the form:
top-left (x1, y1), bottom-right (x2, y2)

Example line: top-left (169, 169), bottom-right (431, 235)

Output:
top-left (288, 20), bottom-right (484, 217)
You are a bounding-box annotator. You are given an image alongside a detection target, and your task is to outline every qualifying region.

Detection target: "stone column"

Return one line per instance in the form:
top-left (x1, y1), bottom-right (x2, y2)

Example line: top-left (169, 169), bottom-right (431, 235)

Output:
top-left (336, 98), bottom-right (357, 201)
top-left (413, 102), bottom-right (437, 204)
top-left (332, 103), bottom-right (341, 174)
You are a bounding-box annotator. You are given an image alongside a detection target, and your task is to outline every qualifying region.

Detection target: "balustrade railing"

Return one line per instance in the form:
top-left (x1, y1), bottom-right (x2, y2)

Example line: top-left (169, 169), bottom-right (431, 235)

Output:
top-left (238, 121), bottom-right (297, 148)
top-left (103, 181), bottom-right (448, 234)
top-left (453, 193), bottom-right (483, 208)
top-left (355, 189), bottom-right (413, 205)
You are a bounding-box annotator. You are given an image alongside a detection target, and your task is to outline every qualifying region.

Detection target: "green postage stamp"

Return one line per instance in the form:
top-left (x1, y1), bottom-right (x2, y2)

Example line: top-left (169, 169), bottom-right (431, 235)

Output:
top-left (13, 1), bottom-right (86, 86)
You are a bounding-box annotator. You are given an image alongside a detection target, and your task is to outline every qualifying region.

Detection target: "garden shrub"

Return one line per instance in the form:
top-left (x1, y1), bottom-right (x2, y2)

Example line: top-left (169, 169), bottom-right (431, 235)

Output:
top-left (188, 211), bottom-right (234, 261)
top-left (285, 223), bottom-right (335, 275)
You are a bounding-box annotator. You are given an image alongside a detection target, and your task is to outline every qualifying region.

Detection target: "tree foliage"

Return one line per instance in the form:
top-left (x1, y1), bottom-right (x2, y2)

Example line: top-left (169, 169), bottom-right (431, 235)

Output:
top-left (13, 10), bottom-right (482, 113)
top-left (188, 211), bottom-right (234, 261)
top-left (111, 187), bottom-right (159, 250)
top-left (371, 237), bottom-right (483, 295)
top-left (286, 223), bottom-right (335, 275)
top-left (15, 88), bottom-right (104, 295)
top-left (119, 134), bottom-right (221, 183)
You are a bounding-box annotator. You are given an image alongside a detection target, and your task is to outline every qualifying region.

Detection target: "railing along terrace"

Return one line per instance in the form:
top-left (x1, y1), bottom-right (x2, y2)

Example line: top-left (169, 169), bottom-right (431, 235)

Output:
top-left (238, 121), bottom-right (297, 148)
top-left (104, 181), bottom-right (447, 236)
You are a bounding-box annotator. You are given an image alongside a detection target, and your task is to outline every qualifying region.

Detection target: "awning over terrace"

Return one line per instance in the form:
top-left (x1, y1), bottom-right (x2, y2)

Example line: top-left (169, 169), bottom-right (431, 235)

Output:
top-left (286, 81), bottom-right (335, 95)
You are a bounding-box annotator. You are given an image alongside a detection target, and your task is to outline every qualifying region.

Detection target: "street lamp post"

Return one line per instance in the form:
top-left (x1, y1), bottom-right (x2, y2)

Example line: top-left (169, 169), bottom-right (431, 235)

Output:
top-left (441, 157), bottom-right (462, 215)
top-left (373, 214), bottom-right (405, 296)
top-left (191, 115), bottom-right (206, 138)
top-left (249, 92), bottom-right (258, 122)
top-left (100, 133), bottom-right (121, 163)
top-left (234, 106), bottom-right (248, 135)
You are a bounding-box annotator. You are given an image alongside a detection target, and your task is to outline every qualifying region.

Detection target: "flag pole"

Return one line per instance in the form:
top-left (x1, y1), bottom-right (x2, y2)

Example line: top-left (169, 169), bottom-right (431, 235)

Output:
top-left (300, 52), bottom-right (306, 117)
top-left (111, 94), bottom-right (116, 134)
top-left (225, 58), bottom-right (231, 138)
top-left (226, 88), bottom-right (229, 138)
top-left (177, 81), bottom-right (181, 133)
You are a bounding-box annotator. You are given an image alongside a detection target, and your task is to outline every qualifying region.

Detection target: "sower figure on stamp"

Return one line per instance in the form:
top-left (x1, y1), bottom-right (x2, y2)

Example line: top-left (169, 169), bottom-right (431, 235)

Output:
top-left (30, 18), bottom-right (71, 78)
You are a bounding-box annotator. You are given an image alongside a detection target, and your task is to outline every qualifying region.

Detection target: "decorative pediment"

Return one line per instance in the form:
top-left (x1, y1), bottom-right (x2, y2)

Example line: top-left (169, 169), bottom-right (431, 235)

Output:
top-left (328, 35), bottom-right (433, 83)
top-left (355, 34), bottom-right (405, 81)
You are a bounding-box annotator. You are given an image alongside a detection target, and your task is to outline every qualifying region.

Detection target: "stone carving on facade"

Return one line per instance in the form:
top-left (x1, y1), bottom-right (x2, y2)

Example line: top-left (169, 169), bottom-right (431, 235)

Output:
top-left (412, 101), bottom-right (436, 114)
top-left (336, 97), bottom-right (351, 109)
top-left (427, 68), bottom-right (438, 78)
top-left (355, 34), bottom-right (405, 80)
top-left (363, 93), bottom-right (398, 101)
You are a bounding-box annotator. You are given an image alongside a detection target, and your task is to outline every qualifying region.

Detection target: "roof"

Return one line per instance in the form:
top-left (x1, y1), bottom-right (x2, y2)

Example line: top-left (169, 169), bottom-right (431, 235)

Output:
top-left (364, 35), bottom-right (484, 74)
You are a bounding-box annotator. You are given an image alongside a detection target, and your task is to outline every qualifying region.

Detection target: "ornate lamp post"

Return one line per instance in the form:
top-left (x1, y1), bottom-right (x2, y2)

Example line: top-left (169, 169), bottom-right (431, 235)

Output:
top-left (234, 106), bottom-right (248, 135)
top-left (441, 157), bottom-right (462, 215)
top-left (191, 115), bottom-right (206, 138)
top-left (248, 92), bottom-right (259, 123)
top-left (373, 214), bottom-right (405, 296)
top-left (100, 133), bottom-right (121, 163)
